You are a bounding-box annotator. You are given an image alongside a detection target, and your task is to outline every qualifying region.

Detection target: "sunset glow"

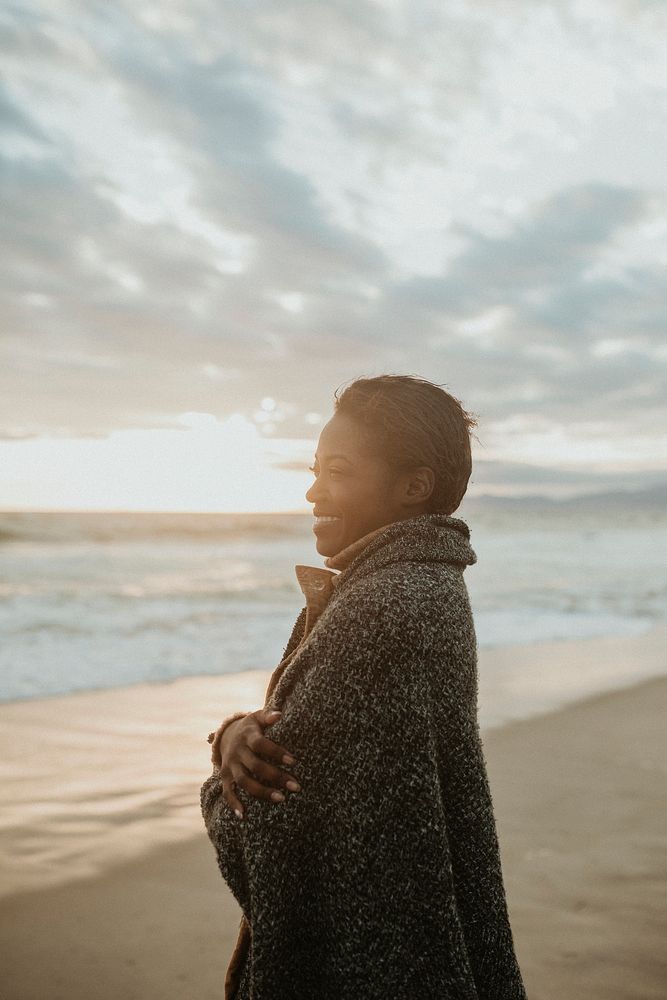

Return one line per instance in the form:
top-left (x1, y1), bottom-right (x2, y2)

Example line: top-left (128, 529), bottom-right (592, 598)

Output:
top-left (0, 414), bottom-right (317, 513)
top-left (1, 2), bottom-right (665, 510)
top-left (2, 410), bottom-right (665, 512)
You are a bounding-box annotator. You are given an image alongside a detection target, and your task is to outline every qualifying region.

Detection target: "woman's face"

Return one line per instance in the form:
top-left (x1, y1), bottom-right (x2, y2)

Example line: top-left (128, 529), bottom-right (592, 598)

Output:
top-left (305, 412), bottom-right (423, 557)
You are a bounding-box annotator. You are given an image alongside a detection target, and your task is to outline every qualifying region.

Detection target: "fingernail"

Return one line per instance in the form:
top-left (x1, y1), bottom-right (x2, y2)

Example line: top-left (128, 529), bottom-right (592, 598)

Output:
top-left (286, 780), bottom-right (300, 792)
top-left (283, 755), bottom-right (296, 765)
top-left (234, 809), bottom-right (243, 820)
top-left (271, 791), bottom-right (285, 802)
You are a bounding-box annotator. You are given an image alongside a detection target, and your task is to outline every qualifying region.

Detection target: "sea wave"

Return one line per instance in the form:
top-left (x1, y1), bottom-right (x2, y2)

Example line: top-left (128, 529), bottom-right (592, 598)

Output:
top-left (2, 500), bottom-right (666, 703)
top-left (0, 511), bottom-right (311, 545)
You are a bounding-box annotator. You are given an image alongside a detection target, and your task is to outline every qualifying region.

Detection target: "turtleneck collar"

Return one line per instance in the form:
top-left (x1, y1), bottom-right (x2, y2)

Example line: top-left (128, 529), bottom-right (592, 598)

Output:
top-left (323, 522), bottom-right (395, 573)
top-left (287, 513), bottom-right (474, 663)
top-left (293, 521), bottom-right (396, 630)
top-left (266, 521), bottom-right (405, 704)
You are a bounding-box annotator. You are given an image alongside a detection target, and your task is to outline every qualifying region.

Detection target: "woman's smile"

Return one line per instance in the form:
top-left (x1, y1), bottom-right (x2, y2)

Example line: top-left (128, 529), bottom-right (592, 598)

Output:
top-left (313, 515), bottom-right (342, 532)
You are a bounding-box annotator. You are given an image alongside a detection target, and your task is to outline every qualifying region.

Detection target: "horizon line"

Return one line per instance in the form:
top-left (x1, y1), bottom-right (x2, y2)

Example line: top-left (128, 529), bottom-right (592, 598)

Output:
top-left (1, 483), bottom-right (663, 516)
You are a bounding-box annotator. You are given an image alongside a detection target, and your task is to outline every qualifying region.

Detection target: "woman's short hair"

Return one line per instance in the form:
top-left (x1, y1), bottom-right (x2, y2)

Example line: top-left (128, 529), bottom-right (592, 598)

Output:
top-left (333, 374), bottom-right (479, 515)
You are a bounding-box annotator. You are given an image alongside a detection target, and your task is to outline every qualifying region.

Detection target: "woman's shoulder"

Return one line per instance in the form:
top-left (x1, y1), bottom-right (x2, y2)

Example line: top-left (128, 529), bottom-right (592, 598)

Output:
top-left (315, 562), bottom-right (471, 656)
top-left (333, 559), bottom-right (467, 614)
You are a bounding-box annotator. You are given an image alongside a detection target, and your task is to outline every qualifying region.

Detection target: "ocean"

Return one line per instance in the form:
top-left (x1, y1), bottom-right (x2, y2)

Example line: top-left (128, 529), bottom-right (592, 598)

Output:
top-left (1, 498), bottom-right (665, 703)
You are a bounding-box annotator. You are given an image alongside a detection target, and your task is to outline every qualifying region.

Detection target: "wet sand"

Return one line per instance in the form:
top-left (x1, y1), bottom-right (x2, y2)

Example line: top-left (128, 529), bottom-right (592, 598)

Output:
top-left (1, 627), bottom-right (665, 999)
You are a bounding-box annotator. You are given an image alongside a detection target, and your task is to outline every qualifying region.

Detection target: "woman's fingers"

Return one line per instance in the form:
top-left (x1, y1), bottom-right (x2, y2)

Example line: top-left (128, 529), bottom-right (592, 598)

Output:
top-left (209, 725), bottom-right (227, 768)
top-left (214, 708), bottom-right (302, 818)
top-left (254, 709), bottom-right (299, 764)
top-left (230, 766), bottom-right (292, 804)
top-left (237, 745), bottom-right (301, 794)
top-left (248, 729), bottom-right (299, 766)
top-left (221, 751), bottom-right (301, 819)
top-left (221, 775), bottom-right (245, 819)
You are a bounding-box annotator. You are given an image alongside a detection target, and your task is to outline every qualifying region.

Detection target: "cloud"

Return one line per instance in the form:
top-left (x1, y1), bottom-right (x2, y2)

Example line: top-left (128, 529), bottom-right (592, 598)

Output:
top-left (0, 0), bottom-right (665, 492)
top-left (381, 183), bottom-right (665, 430)
top-left (395, 183), bottom-right (649, 317)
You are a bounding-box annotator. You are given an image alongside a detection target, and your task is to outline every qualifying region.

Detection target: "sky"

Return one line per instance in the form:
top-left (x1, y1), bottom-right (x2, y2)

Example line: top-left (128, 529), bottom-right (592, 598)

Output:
top-left (1, 0), bottom-right (666, 511)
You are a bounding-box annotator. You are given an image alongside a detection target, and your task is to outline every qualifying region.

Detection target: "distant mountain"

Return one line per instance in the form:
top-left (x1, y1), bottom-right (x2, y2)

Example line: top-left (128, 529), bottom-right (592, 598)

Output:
top-left (461, 482), bottom-right (667, 512)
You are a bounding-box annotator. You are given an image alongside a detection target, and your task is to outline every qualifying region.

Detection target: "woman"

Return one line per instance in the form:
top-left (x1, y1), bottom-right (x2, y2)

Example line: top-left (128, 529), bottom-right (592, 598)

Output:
top-left (201, 375), bottom-right (527, 999)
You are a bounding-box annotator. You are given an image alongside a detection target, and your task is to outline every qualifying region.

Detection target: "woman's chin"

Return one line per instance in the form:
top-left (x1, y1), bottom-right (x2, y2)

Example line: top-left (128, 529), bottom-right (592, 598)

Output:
top-left (313, 537), bottom-right (338, 557)
top-left (312, 522), bottom-right (345, 556)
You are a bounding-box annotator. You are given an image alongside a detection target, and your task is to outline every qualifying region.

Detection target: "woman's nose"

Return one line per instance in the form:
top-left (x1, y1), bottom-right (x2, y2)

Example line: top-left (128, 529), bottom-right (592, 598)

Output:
top-left (305, 477), bottom-right (323, 503)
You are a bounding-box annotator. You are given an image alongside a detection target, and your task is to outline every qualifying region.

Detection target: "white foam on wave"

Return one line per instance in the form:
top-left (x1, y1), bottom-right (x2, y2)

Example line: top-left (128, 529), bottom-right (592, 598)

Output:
top-left (1, 507), bottom-right (666, 703)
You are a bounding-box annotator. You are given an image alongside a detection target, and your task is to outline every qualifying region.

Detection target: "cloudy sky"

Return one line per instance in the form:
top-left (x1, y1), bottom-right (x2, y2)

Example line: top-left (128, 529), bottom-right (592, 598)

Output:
top-left (2, 0), bottom-right (666, 511)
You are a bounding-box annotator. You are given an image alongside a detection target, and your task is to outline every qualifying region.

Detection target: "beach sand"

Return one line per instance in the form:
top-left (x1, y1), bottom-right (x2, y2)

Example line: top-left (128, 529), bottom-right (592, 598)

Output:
top-left (1, 627), bottom-right (665, 999)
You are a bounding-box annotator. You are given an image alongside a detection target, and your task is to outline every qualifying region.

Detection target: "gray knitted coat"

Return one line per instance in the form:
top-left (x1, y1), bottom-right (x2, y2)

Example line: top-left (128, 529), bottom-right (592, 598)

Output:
top-left (200, 513), bottom-right (526, 999)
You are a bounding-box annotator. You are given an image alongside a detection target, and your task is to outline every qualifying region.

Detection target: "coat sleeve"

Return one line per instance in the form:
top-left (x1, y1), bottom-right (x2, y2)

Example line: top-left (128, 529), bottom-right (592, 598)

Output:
top-left (220, 582), bottom-right (512, 1000)
top-left (200, 605), bottom-right (308, 920)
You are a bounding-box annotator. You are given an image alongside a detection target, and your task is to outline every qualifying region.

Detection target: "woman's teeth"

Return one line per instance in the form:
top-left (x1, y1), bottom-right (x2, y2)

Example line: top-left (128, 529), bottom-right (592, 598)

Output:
top-left (314, 516), bottom-right (340, 524)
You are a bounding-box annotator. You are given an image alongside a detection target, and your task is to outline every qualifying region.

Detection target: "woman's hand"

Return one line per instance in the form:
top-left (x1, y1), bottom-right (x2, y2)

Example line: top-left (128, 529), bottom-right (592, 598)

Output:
top-left (211, 708), bottom-right (301, 820)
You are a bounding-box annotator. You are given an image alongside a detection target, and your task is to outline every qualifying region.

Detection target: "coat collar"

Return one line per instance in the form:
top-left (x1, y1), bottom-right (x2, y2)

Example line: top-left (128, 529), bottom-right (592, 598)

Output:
top-left (293, 513), bottom-right (475, 627)
top-left (293, 522), bottom-right (392, 622)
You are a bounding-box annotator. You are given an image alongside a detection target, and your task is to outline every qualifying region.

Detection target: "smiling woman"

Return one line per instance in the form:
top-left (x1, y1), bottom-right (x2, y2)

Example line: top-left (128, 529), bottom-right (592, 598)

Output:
top-left (304, 376), bottom-right (477, 558)
top-left (201, 374), bottom-right (527, 1000)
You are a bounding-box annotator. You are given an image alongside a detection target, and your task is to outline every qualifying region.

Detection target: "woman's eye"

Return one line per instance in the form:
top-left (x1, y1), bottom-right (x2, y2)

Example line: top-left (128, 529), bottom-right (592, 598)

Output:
top-left (308, 466), bottom-right (342, 477)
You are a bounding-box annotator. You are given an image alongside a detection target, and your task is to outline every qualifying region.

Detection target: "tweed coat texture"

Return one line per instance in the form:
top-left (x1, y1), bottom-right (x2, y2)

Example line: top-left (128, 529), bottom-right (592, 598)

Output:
top-left (200, 512), bottom-right (527, 1000)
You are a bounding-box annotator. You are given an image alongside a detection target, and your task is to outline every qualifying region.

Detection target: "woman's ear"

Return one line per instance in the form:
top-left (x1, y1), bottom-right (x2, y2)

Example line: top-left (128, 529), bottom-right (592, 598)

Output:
top-left (405, 466), bottom-right (435, 503)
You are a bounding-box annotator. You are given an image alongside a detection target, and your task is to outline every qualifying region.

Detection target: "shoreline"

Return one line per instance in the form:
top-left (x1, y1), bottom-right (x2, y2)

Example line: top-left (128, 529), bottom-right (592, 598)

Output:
top-left (1, 618), bottom-right (664, 713)
top-left (0, 624), bottom-right (665, 903)
top-left (1, 672), bottom-right (665, 998)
